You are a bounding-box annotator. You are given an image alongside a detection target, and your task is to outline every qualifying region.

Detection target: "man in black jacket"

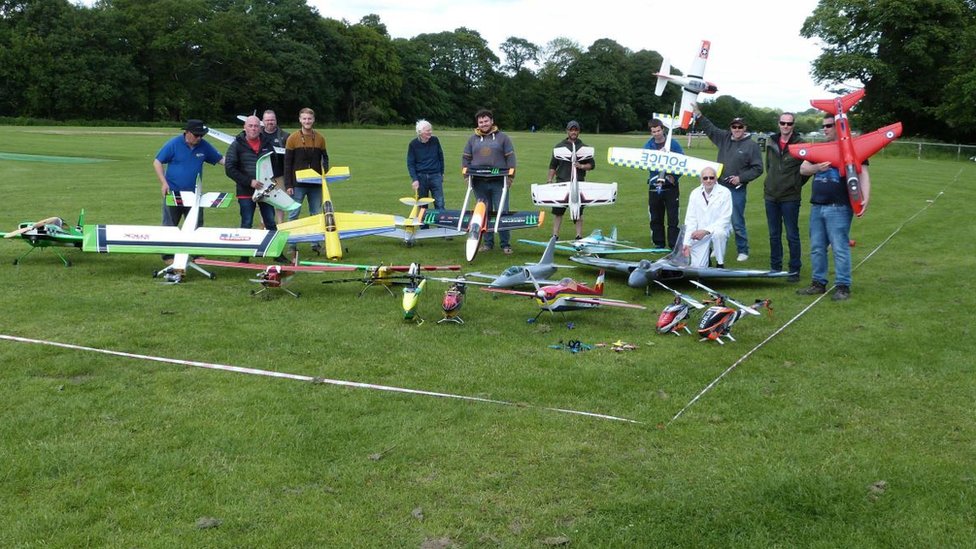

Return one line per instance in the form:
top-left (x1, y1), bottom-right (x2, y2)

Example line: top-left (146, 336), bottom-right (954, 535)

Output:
top-left (764, 112), bottom-right (807, 281)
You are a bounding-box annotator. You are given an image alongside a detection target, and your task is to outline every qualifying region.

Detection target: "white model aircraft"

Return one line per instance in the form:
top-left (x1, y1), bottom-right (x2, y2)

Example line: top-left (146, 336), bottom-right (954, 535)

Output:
top-left (607, 113), bottom-right (723, 179)
top-left (655, 39), bottom-right (718, 129)
top-left (530, 143), bottom-right (616, 222)
top-left (83, 178), bottom-right (289, 283)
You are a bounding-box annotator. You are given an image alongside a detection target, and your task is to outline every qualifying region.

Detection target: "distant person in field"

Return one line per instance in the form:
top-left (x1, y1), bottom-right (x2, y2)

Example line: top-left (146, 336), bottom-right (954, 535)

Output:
top-left (682, 166), bottom-right (732, 268)
top-left (406, 119), bottom-right (446, 209)
top-left (692, 103), bottom-right (763, 263)
top-left (461, 108), bottom-right (517, 254)
top-left (283, 107), bottom-right (329, 254)
top-left (546, 119), bottom-right (594, 239)
top-left (261, 109), bottom-right (289, 225)
top-left (796, 114), bottom-right (871, 301)
top-left (644, 117), bottom-right (684, 250)
top-left (764, 111), bottom-right (808, 282)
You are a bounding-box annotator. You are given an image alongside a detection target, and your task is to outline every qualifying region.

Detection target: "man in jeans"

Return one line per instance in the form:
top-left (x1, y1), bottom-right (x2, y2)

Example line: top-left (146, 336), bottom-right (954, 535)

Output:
top-left (764, 112), bottom-right (808, 282)
top-left (796, 114), bottom-right (871, 301)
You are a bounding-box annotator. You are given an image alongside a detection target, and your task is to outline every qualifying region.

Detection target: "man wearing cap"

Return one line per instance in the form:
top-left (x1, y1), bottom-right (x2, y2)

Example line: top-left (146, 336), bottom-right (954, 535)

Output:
top-left (692, 104), bottom-right (763, 264)
top-left (643, 118), bottom-right (684, 250)
top-left (546, 120), bottom-right (593, 239)
top-left (153, 119), bottom-right (224, 230)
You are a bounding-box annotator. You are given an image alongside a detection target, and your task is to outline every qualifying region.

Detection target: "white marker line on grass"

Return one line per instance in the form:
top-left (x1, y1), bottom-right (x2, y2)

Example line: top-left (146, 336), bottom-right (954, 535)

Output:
top-left (0, 334), bottom-right (641, 425)
top-left (669, 180), bottom-right (954, 426)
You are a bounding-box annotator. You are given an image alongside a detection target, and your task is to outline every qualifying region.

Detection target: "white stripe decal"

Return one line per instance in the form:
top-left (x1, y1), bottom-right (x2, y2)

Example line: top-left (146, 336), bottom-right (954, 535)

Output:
top-left (0, 334), bottom-right (641, 424)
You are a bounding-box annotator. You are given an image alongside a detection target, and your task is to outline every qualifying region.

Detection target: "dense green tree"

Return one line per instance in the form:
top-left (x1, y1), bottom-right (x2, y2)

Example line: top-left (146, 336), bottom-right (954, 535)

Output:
top-left (801, 0), bottom-right (976, 140)
top-left (412, 28), bottom-right (500, 126)
top-left (563, 39), bottom-right (636, 133)
top-left (499, 36), bottom-right (539, 75)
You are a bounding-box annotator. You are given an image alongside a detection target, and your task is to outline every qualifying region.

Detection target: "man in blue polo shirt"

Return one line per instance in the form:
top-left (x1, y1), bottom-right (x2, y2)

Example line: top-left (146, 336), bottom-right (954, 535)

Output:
top-left (153, 119), bottom-right (224, 229)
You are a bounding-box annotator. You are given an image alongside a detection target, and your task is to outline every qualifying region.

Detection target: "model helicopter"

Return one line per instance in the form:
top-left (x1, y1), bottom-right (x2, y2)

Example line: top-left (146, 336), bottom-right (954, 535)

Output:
top-left (653, 280), bottom-right (705, 336)
top-left (438, 277), bottom-right (468, 324)
top-left (2, 211), bottom-right (85, 266)
top-left (689, 280), bottom-right (771, 344)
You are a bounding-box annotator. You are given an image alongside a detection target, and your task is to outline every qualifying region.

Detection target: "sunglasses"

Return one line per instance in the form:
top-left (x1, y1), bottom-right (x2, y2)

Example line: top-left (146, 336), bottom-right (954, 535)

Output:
top-left (701, 176), bottom-right (717, 180)
top-left (779, 121), bottom-right (794, 126)
top-left (730, 125), bottom-right (744, 129)
top-left (822, 123), bottom-right (835, 128)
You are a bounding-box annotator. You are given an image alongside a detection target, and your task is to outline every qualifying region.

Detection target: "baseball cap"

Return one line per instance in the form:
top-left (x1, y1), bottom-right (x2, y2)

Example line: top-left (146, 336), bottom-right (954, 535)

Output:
top-left (730, 117), bottom-right (746, 126)
top-left (184, 119), bottom-right (208, 136)
top-left (566, 120), bottom-right (581, 130)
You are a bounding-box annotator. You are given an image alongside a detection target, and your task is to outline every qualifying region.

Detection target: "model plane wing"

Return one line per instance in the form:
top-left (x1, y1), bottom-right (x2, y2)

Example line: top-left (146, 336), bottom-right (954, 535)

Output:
top-left (82, 225), bottom-right (288, 256)
top-left (166, 191), bottom-right (233, 208)
top-left (564, 296), bottom-right (646, 309)
top-left (422, 209), bottom-right (544, 232)
top-left (530, 181), bottom-right (617, 208)
top-left (608, 147), bottom-right (723, 179)
top-left (194, 258), bottom-right (356, 272)
top-left (296, 167), bottom-right (351, 184)
top-left (277, 211), bottom-right (396, 243)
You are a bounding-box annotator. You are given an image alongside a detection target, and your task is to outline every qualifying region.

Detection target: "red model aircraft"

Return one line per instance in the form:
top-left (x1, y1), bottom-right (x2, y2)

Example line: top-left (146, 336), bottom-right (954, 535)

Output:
top-left (195, 258), bottom-right (357, 298)
top-left (788, 88), bottom-right (902, 217)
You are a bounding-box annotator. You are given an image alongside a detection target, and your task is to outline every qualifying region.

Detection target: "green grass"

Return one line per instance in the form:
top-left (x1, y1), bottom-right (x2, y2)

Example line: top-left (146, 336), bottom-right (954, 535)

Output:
top-left (1, 126), bottom-right (974, 547)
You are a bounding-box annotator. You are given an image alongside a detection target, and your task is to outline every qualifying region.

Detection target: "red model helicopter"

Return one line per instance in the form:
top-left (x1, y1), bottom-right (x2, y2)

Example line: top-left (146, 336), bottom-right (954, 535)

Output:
top-left (438, 277), bottom-right (468, 324)
top-left (689, 280), bottom-right (771, 344)
top-left (653, 280), bottom-right (705, 336)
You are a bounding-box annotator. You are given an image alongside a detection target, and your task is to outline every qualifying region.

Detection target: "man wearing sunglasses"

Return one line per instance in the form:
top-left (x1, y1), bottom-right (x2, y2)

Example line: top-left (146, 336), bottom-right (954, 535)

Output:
top-left (692, 104), bottom-right (763, 265)
top-left (682, 167), bottom-right (732, 268)
top-left (763, 113), bottom-right (808, 282)
top-left (796, 115), bottom-right (870, 301)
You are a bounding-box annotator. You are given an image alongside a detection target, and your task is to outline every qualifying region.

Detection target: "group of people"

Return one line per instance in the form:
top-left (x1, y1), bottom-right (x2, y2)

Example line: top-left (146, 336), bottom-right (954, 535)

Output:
top-left (641, 104), bottom-right (867, 300)
top-left (152, 105), bottom-right (865, 299)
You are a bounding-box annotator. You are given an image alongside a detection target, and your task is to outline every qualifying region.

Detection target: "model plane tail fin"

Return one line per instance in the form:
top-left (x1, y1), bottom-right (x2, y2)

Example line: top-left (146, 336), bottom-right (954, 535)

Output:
top-left (654, 57), bottom-right (670, 96)
top-left (810, 88), bottom-right (866, 114)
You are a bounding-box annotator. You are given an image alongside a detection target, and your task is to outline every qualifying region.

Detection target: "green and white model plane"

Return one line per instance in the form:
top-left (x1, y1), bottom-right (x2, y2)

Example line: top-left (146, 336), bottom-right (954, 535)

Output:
top-left (82, 179), bottom-right (289, 283)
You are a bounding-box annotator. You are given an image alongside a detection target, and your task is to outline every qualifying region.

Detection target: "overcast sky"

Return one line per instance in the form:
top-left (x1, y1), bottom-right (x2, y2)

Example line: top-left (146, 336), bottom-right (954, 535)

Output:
top-left (310, 0), bottom-right (837, 112)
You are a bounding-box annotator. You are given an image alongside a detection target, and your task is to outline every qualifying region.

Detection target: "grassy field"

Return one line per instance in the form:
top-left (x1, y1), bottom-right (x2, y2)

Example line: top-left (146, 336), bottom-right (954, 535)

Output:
top-left (1, 125), bottom-right (974, 547)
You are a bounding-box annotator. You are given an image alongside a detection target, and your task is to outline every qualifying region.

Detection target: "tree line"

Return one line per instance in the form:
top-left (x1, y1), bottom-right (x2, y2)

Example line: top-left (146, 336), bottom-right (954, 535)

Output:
top-left (1, 0), bottom-right (973, 141)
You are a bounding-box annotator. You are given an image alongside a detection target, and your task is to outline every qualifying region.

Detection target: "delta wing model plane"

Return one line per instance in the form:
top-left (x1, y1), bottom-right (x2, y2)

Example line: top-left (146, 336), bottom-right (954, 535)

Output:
top-left (355, 196), bottom-right (464, 247)
top-left (655, 39), bottom-right (718, 129)
top-left (2, 211), bottom-right (85, 266)
top-left (454, 235), bottom-right (571, 289)
top-left (570, 226), bottom-right (791, 290)
top-left (482, 270), bottom-right (646, 321)
top-left (788, 89), bottom-right (902, 217)
top-left (423, 167), bottom-right (544, 262)
top-left (83, 180), bottom-right (289, 283)
top-left (276, 167), bottom-right (396, 260)
top-left (520, 226), bottom-right (670, 256)
top-left (607, 112), bottom-right (723, 181)
top-left (530, 143), bottom-right (616, 221)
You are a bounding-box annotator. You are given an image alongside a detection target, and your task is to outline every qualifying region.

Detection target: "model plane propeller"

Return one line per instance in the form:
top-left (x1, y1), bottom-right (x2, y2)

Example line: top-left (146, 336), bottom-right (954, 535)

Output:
top-left (689, 280), bottom-right (770, 344)
top-left (655, 39), bottom-right (718, 129)
top-left (520, 226), bottom-right (670, 256)
top-left (482, 269), bottom-right (645, 321)
top-left (653, 280), bottom-right (706, 336)
top-left (422, 167), bottom-right (544, 261)
top-left (530, 142), bottom-right (617, 222)
top-left (788, 88), bottom-right (902, 217)
top-left (2, 211), bottom-right (85, 266)
top-left (570, 225), bottom-right (792, 289)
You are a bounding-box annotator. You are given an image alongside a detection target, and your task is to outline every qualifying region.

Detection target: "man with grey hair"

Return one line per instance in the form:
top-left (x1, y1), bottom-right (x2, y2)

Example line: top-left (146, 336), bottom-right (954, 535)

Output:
top-left (682, 166), bottom-right (732, 268)
top-left (406, 119), bottom-right (446, 209)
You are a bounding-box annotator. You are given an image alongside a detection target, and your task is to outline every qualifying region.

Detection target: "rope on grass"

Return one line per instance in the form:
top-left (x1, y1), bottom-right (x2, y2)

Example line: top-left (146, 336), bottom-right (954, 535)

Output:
top-left (668, 172), bottom-right (956, 426)
top-left (0, 333), bottom-right (642, 425)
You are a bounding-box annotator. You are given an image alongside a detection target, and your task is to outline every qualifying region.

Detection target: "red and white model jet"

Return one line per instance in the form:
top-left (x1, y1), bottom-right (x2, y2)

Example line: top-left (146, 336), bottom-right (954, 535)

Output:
top-left (654, 40), bottom-right (718, 129)
top-left (788, 89), bottom-right (902, 217)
